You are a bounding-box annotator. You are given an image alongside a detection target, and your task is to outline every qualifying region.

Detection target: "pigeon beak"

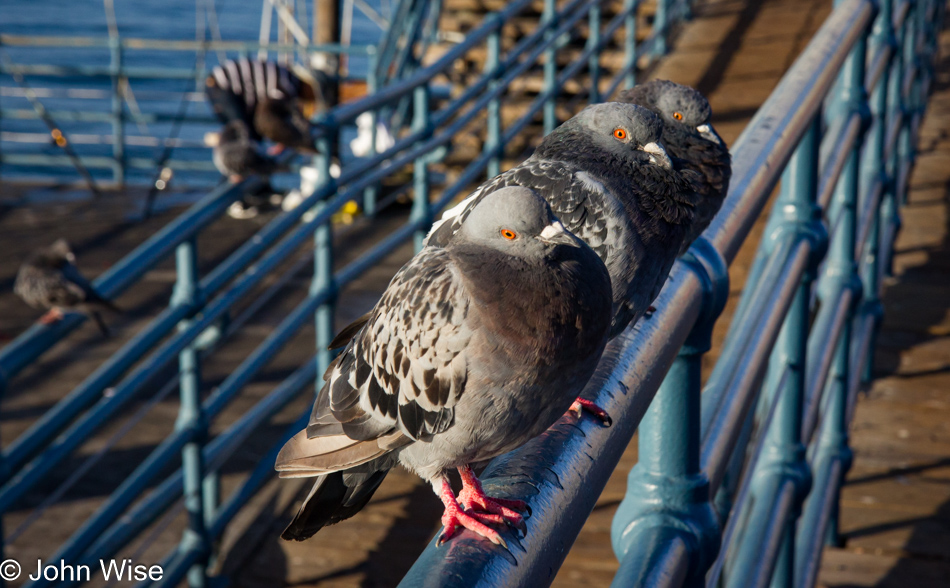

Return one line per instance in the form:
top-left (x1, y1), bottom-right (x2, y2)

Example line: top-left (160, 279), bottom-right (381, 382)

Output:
top-left (696, 124), bottom-right (724, 146)
top-left (539, 220), bottom-right (579, 247)
top-left (641, 141), bottom-right (673, 168)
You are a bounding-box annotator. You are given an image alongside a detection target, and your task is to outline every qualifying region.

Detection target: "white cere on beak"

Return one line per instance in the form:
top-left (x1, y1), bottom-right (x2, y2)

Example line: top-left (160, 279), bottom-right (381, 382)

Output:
top-left (642, 141), bottom-right (673, 168)
top-left (539, 220), bottom-right (579, 246)
top-left (696, 124), bottom-right (724, 145)
top-left (540, 221), bottom-right (567, 240)
top-left (204, 132), bottom-right (221, 147)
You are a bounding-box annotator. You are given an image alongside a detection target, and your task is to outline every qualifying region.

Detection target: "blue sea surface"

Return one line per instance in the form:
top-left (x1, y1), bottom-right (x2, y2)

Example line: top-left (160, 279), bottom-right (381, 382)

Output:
top-left (0, 0), bottom-right (385, 188)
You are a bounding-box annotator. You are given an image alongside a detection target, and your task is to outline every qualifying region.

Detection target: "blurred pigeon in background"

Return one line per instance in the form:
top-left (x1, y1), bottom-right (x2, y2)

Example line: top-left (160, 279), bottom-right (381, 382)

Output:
top-left (208, 120), bottom-right (281, 183)
top-left (276, 186), bottom-right (613, 547)
top-left (617, 80), bottom-right (731, 250)
top-left (427, 102), bottom-right (701, 341)
top-left (14, 239), bottom-right (120, 336)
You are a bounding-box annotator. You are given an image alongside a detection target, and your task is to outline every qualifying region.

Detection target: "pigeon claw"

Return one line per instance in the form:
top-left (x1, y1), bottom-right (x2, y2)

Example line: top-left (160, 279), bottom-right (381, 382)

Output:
top-left (436, 476), bottom-right (508, 549)
top-left (457, 465), bottom-right (528, 534)
top-left (438, 503), bottom-right (508, 549)
top-left (570, 397), bottom-right (613, 427)
top-left (39, 308), bottom-right (65, 325)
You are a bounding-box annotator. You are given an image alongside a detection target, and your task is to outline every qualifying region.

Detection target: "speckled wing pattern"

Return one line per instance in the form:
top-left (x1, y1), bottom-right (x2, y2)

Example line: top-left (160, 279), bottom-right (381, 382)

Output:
top-left (427, 158), bottom-right (617, 266)
top-left (309, 246), bottom-right (472, 444)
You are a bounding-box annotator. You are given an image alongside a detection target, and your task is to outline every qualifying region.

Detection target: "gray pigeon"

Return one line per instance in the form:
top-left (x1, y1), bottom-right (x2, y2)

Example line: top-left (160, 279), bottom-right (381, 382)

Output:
top-left (426, 102), bottom-right (702, 340)
top-left (276, 186), bottom-right (612, 546)
top-left (617, 80), bottom-right (731, 250)
top-left (211, 120), bottom-right (281, 183)
top-left (14, 239), bottom-right (120, 336)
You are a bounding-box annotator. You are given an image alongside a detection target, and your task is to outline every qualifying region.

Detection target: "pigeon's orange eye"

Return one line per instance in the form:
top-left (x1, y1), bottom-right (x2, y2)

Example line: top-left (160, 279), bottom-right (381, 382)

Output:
top-left (673, 112), bottom-right (684, 121)
top-left (500, 229), bottom-right (517, 240)
top-left (613, 128), bottom-right (627, 140)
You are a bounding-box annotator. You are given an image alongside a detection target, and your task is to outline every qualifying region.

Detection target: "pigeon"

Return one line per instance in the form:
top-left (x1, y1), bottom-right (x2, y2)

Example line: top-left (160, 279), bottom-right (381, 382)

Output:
top-left (426, 102), bottom-right (702, 340)
top-left (617, 80), bottom-right (731, 250)
top-left (276, 186), bottom-right (613, 547)
top-left (14, 239), bottom-right (120, 336)
top-left (209, 120), bottom-right (282, 183)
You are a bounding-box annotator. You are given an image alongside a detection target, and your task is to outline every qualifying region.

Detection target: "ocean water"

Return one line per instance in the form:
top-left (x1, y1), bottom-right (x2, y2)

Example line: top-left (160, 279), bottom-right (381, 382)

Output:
top-left (0, 0), bottom-right (385, 188)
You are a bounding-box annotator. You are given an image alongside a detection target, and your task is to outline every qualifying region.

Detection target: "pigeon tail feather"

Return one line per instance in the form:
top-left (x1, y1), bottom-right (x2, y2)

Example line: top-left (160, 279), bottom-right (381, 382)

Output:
top-left (281, 469), bottom-right (390, 540)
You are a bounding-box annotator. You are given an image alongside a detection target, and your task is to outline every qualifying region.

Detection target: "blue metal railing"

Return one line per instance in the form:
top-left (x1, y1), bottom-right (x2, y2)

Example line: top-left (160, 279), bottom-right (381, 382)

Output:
top-left (0, 0), bottom-right (691, 586)
top-left (0, 0), bottom-right (940, 584)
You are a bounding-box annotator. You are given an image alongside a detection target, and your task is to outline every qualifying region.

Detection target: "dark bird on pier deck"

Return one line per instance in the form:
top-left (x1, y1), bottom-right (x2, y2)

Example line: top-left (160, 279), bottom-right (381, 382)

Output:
top-left (209, 120), bottom-right (282, 183)
top-left (617, 80), bottom-right (732, 251)
top-left (14, 239), bottom-right (120, 336)
top-left (276, 186), bottom-right (613, 547)
top-left (426, 102), bottom-right (702, 341)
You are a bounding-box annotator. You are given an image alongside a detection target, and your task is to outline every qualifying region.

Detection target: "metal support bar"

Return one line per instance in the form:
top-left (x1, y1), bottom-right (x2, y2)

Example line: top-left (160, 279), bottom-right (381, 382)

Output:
top-left (312, 130), bottom-right (338, 378)
top-left (623, 0), bottom-right (638, 89)
top-left (170, 239), bottom-right (211, 588)
top-left (542, 0), bottom-right (558, 133)
top-left (109, 37), bottom-right (125, 185)
top-left (588, 4), bottom-right (602, 103)
top-left (654, 0), bottom-right (672, 56)
top-left (612, 239), bottom-right (728, 587)
top-left (411, 83), bottom-right (432, 251)
top-left (729, 115), bottom-right (825, 588)
top-left (815, 15), bottom-right (869, 545)
top-left (484, 26), bottom-right (502, 179)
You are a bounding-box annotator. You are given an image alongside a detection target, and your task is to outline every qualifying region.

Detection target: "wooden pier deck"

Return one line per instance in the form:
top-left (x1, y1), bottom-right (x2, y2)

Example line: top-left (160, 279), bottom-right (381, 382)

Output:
top-left (0, 0), bottom-right (947, 585)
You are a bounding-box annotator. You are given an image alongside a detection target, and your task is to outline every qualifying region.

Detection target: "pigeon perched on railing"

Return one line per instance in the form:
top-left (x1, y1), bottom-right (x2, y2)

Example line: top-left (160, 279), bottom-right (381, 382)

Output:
top-left (276, 186), bottom-right (613, 547)
top-left (617, 80), bottom-right (731, 251)
top-left (208, 120), bottom-right (282, 183)
top-left (14, 239), bottom-right (120, 336)
top-left (427, 102), bottom-right (702, 341)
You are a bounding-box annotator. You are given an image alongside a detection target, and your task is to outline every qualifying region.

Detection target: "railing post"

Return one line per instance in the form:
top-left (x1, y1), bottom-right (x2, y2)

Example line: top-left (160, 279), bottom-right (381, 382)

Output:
top-left (312, 128), bottom-right (338, 378)
top-left (411, 83), bottom-right (432, 252)
top-left (859, 0), bottom-right (895, 384)
top-left (816, 12), bottom-right (869, 547)
top-left (484, 25), bottom-right (502, 179)
top-left (588, 3), bottom-right (602, 104)
top-left (109, 37), bottom-right (125, 186)
top-left (363, 51), bottom-right (380, 217)
top-left (542, 0), bottom-right (558, 134)
top-left (623, 0), bottom-right (638, 89)
top-left (654, 0), bottom-right (672, 57)
top-left (759, 116), bottom-right (825, 588)
top-left (171, 238), bottom-right (211, 588)
top-left (896, 0), bottom-right (917, 205)
top-left (611, 239), bottom-right (727, 587)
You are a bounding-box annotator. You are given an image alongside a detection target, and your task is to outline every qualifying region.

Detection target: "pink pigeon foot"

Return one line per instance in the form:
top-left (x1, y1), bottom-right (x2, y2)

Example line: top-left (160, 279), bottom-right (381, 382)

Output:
top-left (457, 465), bottom-right (527, 533)
top-left (435, 477), bottom-right (507, 548)
top-left (267, 144), bottom-right (286, 156)
top-left (39, 308), bottom-right (65, 325)
top-left (569, 397), bottom-right (612, 426)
